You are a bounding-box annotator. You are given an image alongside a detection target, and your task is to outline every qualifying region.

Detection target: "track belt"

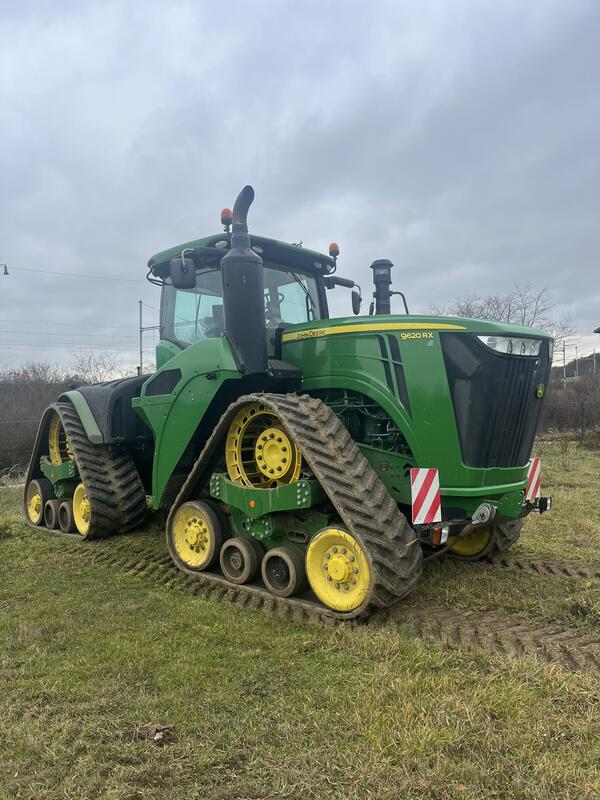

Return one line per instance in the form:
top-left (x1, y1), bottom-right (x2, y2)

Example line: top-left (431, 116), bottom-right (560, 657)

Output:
top-left (168, 392), bottom-right (423, 621)
top-left (24, 401), bottom-right (146, 539)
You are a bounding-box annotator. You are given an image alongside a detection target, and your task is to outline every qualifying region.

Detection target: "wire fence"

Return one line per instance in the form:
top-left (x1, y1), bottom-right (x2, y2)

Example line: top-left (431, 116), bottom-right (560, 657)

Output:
top-left (540, 397), bottom-right (600, 437)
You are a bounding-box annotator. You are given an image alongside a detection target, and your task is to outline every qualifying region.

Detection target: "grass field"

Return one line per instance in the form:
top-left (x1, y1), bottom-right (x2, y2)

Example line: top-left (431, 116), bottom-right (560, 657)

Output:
top-left (1, 440), bottom-right (599, 799)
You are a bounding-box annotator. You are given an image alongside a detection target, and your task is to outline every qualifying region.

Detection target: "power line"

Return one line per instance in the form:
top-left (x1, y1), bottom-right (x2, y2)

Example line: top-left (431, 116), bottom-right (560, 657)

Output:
top-left (4, 342), bottom-right (137, 352)
top-left (5, 265), bottom-right (146, 284)
top-left (0, 330), bottom-right (137, 340)
top-left (0, 318), bottom-right (138, 331)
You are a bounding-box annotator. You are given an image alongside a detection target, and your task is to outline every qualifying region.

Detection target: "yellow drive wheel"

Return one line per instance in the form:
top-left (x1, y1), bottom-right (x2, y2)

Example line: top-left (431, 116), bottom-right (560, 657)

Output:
top-left (306, 527), bottom-right (372, 613)
top-left (448, 527), bottom-right (492, 559)
top-left (26, 478), bottom-right (52, 526)
top-left (72, 482), bottom-right (92, 537)
top-left (48, 412), bottom-right (74, 465)
top-left (168, 500), bottom-right (224, 571)
top-left (225, 402), bottom-right (301, 488)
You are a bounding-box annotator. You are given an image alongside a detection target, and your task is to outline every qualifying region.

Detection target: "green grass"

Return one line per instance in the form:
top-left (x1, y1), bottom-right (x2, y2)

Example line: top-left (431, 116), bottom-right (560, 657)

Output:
top-left (1, 443), bottom-right (599, 799)
top-left (528, 439), bottom-right (600, 567)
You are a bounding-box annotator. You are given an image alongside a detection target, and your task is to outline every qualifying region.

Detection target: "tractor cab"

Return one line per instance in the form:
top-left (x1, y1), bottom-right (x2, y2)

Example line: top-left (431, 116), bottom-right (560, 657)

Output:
top-left (148, 232), bottom-right (341, 366)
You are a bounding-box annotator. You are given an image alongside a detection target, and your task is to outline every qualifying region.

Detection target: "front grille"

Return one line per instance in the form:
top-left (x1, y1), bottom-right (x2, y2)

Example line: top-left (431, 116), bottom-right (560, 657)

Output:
top-left (441, 333), bottom-right (551, 468)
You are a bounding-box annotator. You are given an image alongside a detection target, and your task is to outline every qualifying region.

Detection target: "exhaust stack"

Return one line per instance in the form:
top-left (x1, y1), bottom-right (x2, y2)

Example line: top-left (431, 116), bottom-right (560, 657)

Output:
top-left (220, 186), bottom-right (268, 375)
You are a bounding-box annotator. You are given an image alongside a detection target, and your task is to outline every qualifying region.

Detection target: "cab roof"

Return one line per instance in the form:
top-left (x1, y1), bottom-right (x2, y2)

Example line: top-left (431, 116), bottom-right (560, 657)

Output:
top-left (148, 233), bottom-right (335, 275)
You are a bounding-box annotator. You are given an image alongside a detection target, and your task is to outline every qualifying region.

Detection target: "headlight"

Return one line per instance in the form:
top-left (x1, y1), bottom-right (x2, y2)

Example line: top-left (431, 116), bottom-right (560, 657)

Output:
top-left (477, 335), bottom-right (541, 356)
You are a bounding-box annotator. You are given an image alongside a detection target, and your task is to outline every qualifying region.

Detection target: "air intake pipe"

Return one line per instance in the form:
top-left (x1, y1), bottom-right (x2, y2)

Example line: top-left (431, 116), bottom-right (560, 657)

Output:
top-left (369, 258), bottom-right (410, 316)
top-left (370, 259), bottom-right (394, 315)
top-left (220, 185), bottom-right (269, 374)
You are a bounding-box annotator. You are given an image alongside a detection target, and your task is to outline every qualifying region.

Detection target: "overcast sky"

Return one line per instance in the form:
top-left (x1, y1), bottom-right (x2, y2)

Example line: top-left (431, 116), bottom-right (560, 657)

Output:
top-left (1, 0), bottom-right (599, 371)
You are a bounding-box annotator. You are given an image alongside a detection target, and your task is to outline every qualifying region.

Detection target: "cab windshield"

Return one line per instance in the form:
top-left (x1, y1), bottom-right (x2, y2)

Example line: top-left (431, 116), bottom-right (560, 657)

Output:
top-left (161, 263), bottom-right (321, 353)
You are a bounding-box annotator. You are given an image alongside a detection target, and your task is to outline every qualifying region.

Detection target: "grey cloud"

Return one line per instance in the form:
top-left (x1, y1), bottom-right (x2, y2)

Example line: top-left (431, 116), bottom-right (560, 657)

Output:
top-left (1, 0), bottom-right (599, 368)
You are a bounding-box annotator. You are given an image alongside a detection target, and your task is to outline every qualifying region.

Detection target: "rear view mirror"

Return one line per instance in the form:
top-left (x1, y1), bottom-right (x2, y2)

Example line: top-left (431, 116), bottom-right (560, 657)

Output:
top-left (170, 257), bottom-right (196, 290)
top-left (351, 289), bottom-right (362, 315)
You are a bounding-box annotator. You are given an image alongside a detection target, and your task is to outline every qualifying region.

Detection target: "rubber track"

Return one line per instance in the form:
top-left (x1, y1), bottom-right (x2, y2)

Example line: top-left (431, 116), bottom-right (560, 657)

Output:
top-left (167, 392), bottom-right (424, 620)
top-left (48, 401), bottom-right (147, 538)
top-left (60, 537), bottom-right (600, 673)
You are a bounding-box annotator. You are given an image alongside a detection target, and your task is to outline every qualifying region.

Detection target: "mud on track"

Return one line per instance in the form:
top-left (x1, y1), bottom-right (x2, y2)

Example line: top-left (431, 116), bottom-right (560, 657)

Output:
top-left (56, 530), bottom-right (600, 674)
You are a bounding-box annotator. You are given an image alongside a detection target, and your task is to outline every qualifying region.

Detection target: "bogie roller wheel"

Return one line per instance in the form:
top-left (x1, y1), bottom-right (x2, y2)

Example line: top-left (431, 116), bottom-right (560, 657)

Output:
top-left (449, 519), bottom-right (524, 561)
top-left (306, 527), bottom-right (372, 613)
top-left (261, 546), bottom-right (307, 598)
top-left (26, 479), bottom-right (53, 526)
top-left (220, 537), bottom-right (263, 585)
top-left (167, 500), bottom-right (225, 572)
top-left (44, 499), bottom-right (61, 530)
top-left (58, 501), bottom-right (77, 533)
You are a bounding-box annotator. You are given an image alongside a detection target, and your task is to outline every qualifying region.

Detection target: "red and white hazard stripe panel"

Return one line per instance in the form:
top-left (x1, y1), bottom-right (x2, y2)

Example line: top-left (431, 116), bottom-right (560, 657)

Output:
top-left (410, 467), bottom-right (442, 525)
top-left (526, 457), bottom-right (542, 501)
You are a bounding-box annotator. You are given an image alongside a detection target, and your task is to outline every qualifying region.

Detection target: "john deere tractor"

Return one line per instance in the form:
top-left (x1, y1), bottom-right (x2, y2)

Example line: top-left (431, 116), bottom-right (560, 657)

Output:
top-left (24, 186), bottom-right (553, 620)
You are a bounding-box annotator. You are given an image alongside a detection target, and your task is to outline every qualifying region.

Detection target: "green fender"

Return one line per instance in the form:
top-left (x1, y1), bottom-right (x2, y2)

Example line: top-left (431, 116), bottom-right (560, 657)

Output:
top-left (58, 390), bottom-right (104, 444)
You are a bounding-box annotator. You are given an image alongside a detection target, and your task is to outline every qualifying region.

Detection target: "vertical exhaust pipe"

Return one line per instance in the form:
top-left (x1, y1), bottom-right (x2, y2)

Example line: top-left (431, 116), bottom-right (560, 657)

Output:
top-left (220, 185), bottom-right (269, 374)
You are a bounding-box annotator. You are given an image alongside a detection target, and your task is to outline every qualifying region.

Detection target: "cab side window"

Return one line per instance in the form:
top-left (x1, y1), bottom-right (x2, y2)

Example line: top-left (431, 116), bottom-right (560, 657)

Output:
top-left (171, 269), bottom-right (224, 344)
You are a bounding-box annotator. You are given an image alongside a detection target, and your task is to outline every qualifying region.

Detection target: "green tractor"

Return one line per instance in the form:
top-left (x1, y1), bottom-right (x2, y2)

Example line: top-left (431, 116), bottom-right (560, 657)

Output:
top-left (24, 186), bottom-right (552, 620)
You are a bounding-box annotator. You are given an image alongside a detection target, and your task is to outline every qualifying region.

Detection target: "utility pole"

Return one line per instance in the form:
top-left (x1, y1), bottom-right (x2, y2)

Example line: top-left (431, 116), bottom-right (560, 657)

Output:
top-left (575, 345), bottom-right (579, 381)
top-left (138, 300), bottom-right (143, 376)
top-left (138, 299), bottom-right (160, 376)
top-left (562, 341), bottom-right (566, 389)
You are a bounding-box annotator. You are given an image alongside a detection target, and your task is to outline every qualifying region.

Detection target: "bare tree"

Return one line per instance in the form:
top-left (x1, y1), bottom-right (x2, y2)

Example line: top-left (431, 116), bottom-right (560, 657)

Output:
top-left (71, 348), bottom-right (134, 384)
top-left (0, 362), bottom-right (72, 470)
top-left (433, 283), bottom-right (574, 349)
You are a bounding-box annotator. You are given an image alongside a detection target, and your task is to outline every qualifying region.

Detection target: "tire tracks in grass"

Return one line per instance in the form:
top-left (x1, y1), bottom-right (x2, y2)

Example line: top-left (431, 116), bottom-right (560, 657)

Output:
top-left (59, 535), bottom-right (600, 675)
top-left (380, 603), bottom-right (600, 674)
top-left (477, 554), bottom-right (600, 582)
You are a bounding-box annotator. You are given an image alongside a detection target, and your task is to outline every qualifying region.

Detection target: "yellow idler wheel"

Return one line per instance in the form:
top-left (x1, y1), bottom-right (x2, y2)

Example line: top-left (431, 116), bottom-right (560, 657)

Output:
top-left (72, 482), bottom-right (93, 537)
top-left (306, 527), bottom-right (373, 613)
top-left (26, 478), bottom-right (52, 526)
top-left (225, 402), bottom-right (301, 488)
top-left (168, 500), bottom-right (224, 571)
top-left (48, 412), bottom-right (74, 465)
top-left (448, 527), bottom-right (492, 560)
